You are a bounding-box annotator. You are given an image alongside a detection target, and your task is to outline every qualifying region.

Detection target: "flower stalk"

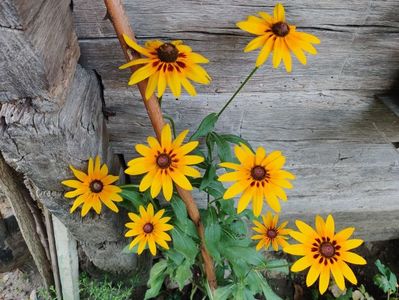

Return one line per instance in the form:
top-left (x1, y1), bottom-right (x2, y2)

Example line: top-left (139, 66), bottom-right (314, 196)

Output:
top-left (103, 0), bottom-right (217, 291)
top-left (217, 66), bottom-right (258, 117)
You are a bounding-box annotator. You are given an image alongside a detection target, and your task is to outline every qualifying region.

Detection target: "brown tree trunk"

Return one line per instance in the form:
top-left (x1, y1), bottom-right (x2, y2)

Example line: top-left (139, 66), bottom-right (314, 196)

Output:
top-left (0, 152), bottom-right (53, 288)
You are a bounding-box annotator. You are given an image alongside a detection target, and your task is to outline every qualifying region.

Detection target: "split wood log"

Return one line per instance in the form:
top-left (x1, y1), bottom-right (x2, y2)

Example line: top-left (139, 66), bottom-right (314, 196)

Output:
top-left (103, 0), bottom-right (217, 290)
top-left (0, 152), bottom-right (53, 288)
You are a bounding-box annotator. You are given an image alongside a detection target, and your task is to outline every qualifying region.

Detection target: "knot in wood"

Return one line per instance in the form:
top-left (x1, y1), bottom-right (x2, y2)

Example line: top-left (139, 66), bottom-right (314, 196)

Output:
top-left (157, 43), bottom-right (179, 62)
top-left (90, 180), bottom-right (104, 193)
top-left (272, 22), bottom-right (290, 37)
top-left (251, 165), bottom-right (267, 181)
top-left (143, 223), bottom-right (154, 234)
top-left (320, 242), bottom-right (335, 258)
top-left (156, 153), bottom-right (171, 169)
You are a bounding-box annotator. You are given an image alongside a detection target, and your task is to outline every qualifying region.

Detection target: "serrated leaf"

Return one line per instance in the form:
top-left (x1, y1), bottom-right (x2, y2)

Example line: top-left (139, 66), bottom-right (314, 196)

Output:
top-left (207, 180), bottom-right (226, 199)
top-left (264, 259), bottom-right (289, 275)
top-left (144, 260), bottom-right (167, 300)
top-left (253, 271), bottom-right (282, 300)
top-left (171, 227), bottom-right (199, 264)
top-left (190, 113), bottom-right (219, 140)
top-left (204, 221), bottom-right (222, 263)
top-left (174, 260), bottom-right (192, 290)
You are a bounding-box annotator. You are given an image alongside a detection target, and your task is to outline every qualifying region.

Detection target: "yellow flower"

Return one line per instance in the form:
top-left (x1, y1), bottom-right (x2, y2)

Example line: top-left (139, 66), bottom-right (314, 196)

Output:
top-left (237, 3), bottom-right (320, 72)
top-left (218, 144), bottom-right (295, 216)
top-left (284, 215), bottom-right (366, 295)
top-left (252, 211), bottom-right (291, 251)
top-left (119, 34), bottom-right (211, 99)
top-left (125, 203), bottom-right (173, 256)
top-left (61, 156), bottom-right (122, 217)
top-left (125, 124), bottom-right (204, 201)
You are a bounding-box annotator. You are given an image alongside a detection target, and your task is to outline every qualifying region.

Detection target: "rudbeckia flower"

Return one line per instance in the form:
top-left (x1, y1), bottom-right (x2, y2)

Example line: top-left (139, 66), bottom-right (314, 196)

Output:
top-left (218, 144), bottom-right (295, 216)
top-left (237, 3), bottom-right (320, 72)
top-left (61, 156), bottom-right (122, 216)
top-left (125, 203), bottom-right (173, 256)
top-left (284, 215), bottom-right (366, 294)
top-left (125, 124), bottom-right (204, 201)
top-left (252, 211), bottom-right (291, 251)
top-left (120, 34), bottom-right (211, 99)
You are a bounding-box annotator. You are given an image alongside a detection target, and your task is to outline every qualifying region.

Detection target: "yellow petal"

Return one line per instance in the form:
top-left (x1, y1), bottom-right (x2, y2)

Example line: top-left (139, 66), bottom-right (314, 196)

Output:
top-left (135, 144), bottom-right (153, 157)
top-left (145, 71), bottom-right (159, 100)
top-left (157, 70), bottom-right (167, 97)
top-left (341, 239), bottom-right (364, 251)
top-left (338, 261), bottom-right (358, 284)
top-left (256, 36), bottom-right (275, 67)
top-left (294, 32), bottom-right (320, 44)
top-left (319, 266), bottom-right (330, 295)
top-left (187, 52), bottom-right (209, 64)
top-left (169, 169), bottom-right (192, 190)
top-left (150, 170), bottom-right (162, 198)
top-left (236, 20), bottom-right (268, 35)
top-left (181, 155), bottom-right (204, 165)
top-left (244, 34), bottom-right (269, 53)
top-left (182, 166), bottom-right (201, 178)
top-left (139, 169), bottom-right (157, 192)
top-left (281, 39), bottom-right (292, 73)
top-left (167, 68), bottom-right (182, 98)
top-left (137, 239), bottom-right (147, 254)
top-left (325, 215), bottom-right (335, 239)
top-left (128, 64), bottom-right (157, 86)
top-left (291, 256), bottom-right (312, 272)
top-left (100, 196), bottom-right (119, 213)
top-left (172, 129), bottom-right (189, 148)
top-left (122, 34), bottom-right (152, 57)
top-left (223, 180), bottom-right (250, 199)
top-left (252, 188), bottom-right (263, 217)
top-left (69, 165), bottom-right (88, 182)
top-left (334, 227), bottom-right (355, 243)
top-left (148, 236), bottom-right (157, 256)
top-left (162, 173), bottom-right (173, 201)
top-left (285, 35), bottom-right (307, 65)
top-left (119, 58), bottom-right (153, 70)
top-left (177, 141), bottom-right (199, 156)
top-left (341, 252), bottom-right (367, 265)
top-left (237, 188), bottom-right (254, 213)
top-left (273, 3), bottom-right (285, 22)
top-left (62, 180), bottom-right (84, 189)
top-left (70, 194), bottom-right (87, 213)
top-left (161, 124), bottom-right (172, 149)
top-left (306, 263), bottom-right (321, 287)
top-left (219, 162), bottom-right (241, 170)
top-left (331, 263), bottom-right (346, 291)
top-left (180, 76), bottom-right (197, 96)
top-left (283, 244), bottom-right (307, 256)
top-left (272, 38), bottom-right (283, 69)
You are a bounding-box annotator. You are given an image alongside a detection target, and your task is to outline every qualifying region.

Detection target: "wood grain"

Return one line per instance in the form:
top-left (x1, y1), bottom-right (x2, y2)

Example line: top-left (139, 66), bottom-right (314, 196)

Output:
top-left (73, 0), bottom-right (399, 92)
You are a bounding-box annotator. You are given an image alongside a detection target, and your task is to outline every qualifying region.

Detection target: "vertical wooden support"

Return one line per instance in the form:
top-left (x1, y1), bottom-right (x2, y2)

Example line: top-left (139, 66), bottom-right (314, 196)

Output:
top-left (53, 215), bottom-right (80, 300)
top-left (0, 152), bottom-right (53, 288)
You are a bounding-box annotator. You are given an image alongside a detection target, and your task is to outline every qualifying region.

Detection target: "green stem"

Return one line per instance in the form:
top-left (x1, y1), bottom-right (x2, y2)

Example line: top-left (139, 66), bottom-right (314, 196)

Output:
top-left (217, 66), bottom-right (258, 118)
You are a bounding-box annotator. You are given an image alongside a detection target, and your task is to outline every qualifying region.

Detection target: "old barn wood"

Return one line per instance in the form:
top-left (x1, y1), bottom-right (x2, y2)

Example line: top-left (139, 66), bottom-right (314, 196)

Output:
top-left (0, 0), bottom-right (398, 283)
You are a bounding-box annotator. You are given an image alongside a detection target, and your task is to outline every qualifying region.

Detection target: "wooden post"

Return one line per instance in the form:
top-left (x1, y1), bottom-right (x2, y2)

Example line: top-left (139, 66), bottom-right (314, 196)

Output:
top-left (0, 152), bottom-right (53, 288)
top-left (103, 0), bottom-right (217, 290)
top-left (53, 215), bottom-right (80, 300)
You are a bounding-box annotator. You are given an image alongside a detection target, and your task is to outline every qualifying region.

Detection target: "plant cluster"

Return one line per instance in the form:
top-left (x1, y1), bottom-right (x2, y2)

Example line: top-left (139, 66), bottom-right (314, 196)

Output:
top-left (61, 2), bottom-right (367, 299)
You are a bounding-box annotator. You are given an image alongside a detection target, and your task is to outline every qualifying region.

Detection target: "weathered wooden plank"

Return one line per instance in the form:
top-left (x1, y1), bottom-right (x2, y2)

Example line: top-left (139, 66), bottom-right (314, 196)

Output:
top-left (73, 0), bottom-right (399, 92)
top-left (102, 89), bottom-right (399, 241)
top-left (0, 0), bottom-right (78, 101)
top-left (0, 66), bottom-right (136, 272)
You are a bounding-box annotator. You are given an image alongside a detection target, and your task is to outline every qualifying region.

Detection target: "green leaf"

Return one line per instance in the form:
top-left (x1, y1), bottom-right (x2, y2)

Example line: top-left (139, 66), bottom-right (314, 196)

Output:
top-left (214, 284), bottom-right (234, 300)
top-left (144, 260), bottom-right (167, 300)
top-left (165, 249), bottom-right (185, 266)
top-left (228, 219), bottom-right (248, 236)
top-left (171, 195), bottom-right (198, 239)
top-left (374, 260), bottom-right (398, 293)
top-left (218, 134), bottom-right (253, 151)
top-left (212, 132), bottom-right (233, 162)
top-left (174, 260), bottom-right (192, 290)
top-left (120, 189), bottom-right (143, 210)
top-left (264, 259), bottom-right (289, 275)
top-left (204, 220), bottom-right (222, 263)
top-left (207, 180), bottom-right (226, 199)
top-left (252, 271), bottom-right (282, 300)
top-left (190, 113), bottom-right (219, 140)
top-left (200, 164), bottom-right (217, 190)
top-left (171, 227), bottom-right (199, 264)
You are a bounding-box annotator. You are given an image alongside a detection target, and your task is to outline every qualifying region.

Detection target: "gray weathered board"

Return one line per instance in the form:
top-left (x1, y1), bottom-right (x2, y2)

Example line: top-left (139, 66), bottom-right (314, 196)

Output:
top-left (71, 0), bottom-right (399, 241)
top-left (73, 0), bottom-right (399, 92)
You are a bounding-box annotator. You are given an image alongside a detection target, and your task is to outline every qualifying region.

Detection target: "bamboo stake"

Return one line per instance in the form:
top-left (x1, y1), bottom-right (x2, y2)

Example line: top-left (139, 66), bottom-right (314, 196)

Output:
top-left (103, 0), bottom-right (217, 291)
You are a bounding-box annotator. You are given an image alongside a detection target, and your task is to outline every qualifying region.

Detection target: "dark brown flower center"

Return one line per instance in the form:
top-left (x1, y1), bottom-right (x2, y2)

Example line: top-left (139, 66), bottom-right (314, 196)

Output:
top-left (143, 223), bottom-right (154, 234)
top-left (157, 43), bottom-right (179, 62)
top-left (272, 22), bottom-right (290, 37)
top-left (156, 153), bottom-right (171, 169)
top-left (266, 229), bottom-right (277, 239)
top-left (251, 166), bottom-right (268, 181)
top-left (89, 180), bottom-right (103, 193)
top-left (320, 242), bottom-right (335, 258)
